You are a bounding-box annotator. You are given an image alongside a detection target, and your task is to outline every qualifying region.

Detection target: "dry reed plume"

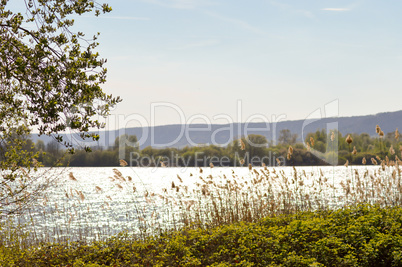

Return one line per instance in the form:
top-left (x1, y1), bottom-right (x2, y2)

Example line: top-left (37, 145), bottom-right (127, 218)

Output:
top-left (152, 159), bottom-right (402, 230)
top-left (5, 123), bottom-right (402, 247)
top-left (346, 135), bottom-right (353, 144)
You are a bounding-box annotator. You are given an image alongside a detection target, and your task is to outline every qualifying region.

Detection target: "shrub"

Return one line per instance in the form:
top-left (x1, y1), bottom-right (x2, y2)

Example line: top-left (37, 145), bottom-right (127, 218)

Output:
top-left (5, 205), bottom-right (402, 266)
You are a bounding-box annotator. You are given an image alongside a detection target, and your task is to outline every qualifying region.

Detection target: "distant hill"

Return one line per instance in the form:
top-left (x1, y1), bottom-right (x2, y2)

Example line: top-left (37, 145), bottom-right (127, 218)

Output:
top-left (31, 110), bottom-right (402, 148)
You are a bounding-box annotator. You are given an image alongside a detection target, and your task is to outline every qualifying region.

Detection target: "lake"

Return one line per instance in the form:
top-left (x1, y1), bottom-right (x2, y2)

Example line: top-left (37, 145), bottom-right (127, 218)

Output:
top-left (7, 165), bottom-right (396, 242)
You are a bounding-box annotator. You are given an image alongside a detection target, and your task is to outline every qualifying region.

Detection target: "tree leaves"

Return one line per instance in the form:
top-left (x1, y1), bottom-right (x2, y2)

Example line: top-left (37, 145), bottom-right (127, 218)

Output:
top-left (1, 0), bottom-right (119, 145)
top-left (0, 0), bottom-right (119, 214)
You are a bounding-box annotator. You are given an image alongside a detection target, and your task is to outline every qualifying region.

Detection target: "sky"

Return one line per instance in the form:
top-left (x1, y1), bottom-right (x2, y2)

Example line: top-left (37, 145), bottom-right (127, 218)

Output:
top-left (12, 0), bottom-right (402, 129)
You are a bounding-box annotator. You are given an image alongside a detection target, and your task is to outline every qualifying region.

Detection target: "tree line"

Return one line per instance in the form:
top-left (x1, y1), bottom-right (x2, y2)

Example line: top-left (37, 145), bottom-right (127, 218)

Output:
top-left (28, 127), bottom-right (402, 167)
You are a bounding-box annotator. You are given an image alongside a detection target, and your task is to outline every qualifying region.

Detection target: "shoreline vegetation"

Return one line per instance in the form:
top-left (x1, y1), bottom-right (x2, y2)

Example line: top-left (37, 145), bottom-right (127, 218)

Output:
top-left (2, 0), bottom-right (402, 265)
top-left (4, 205), bottom-right (402, 266)
top-left (1, 126), bottom-right (402, 266)
top-left (34, 128), bottom-right (402, 167)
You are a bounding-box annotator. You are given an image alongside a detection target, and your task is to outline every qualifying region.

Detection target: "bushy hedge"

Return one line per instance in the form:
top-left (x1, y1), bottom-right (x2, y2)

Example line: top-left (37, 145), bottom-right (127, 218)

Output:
top-left (3, 204), bottom-right (402, 266)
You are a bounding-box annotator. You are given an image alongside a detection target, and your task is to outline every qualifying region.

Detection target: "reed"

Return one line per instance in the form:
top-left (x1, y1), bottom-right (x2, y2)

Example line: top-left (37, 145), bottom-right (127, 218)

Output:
top-left (1, 124), bottom-right (402, 251)
top-left (151, 163), bottom-right (402, 231)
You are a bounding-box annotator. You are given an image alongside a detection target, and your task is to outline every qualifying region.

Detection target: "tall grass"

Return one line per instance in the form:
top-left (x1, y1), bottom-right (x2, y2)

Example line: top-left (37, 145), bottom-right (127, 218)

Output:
top-left (1, 128), bottom-right (402, 250)
top-left (156, 162), bottom-right (402, 230)
top-left (5, 162), bottom-right (401, 248)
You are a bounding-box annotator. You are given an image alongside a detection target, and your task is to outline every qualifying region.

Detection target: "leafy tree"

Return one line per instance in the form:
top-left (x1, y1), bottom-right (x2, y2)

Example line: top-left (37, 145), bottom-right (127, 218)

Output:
top-left (115, 134), bottom-right (139, 163)
top-left (246, 134), bottom-right (268, 159)
top-left (0, 0), bottom-right (120, 214)
top-left (114, 134), bottom-right (138, 149)
top-left (278, 129), bottom-right (298, 145)
top-left (35, 140), bottom-right (45, 151)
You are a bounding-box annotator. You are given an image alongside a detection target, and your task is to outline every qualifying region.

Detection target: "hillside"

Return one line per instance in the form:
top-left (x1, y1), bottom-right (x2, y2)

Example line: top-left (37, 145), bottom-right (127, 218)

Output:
top-left (31, 110), bottom-right (402, 148)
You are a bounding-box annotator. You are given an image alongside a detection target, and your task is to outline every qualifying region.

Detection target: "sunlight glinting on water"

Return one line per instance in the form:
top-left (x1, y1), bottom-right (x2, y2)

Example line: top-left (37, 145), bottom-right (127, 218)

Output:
top-left (12, 165), bottom-right (395, 242)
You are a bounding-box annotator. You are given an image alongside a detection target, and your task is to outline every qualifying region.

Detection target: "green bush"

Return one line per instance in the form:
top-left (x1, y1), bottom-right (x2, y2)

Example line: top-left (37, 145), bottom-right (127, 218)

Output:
top-left (2, 204), bottom-right (402, 266)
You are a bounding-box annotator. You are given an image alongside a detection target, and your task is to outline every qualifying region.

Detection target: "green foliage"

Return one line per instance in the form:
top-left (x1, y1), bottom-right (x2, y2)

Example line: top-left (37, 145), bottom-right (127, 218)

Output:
top-left (1, 0), bottom-right (120, 148)
top-left (0, 0), bottom-right (120, 213)
top-left (279, 129), bottom-right (298, 145)
top-left (32, 127), bottom-right (402, 167)
top-left (4, 205), bottom-right (402, 266)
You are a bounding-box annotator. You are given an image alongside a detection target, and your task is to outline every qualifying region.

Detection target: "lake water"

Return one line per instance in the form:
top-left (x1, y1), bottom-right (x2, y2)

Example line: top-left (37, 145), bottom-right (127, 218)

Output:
top-left (6, 165), bottom-right (395, 242)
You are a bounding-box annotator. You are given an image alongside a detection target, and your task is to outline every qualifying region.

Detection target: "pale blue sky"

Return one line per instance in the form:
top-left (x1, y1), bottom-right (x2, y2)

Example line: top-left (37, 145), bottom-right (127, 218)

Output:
top-left (15, 1), bottom-right (402, 128)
